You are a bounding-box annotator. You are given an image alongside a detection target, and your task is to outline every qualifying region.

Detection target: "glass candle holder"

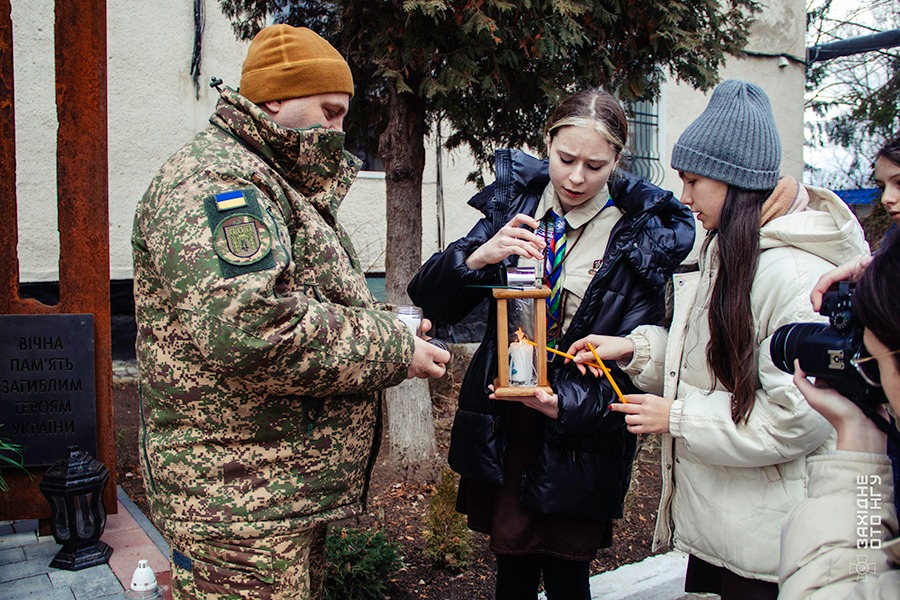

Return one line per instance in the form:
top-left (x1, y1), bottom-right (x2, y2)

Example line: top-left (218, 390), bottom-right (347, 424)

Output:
top-left (507, 299), bottom-right (538, 386)
top-left (394, 305), bottom-right (423, 337)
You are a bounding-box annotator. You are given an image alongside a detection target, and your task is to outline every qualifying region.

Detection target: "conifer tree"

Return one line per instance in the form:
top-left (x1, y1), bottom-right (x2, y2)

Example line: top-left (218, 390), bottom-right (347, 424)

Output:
top-left (806, 0), bottom-right (899, 190)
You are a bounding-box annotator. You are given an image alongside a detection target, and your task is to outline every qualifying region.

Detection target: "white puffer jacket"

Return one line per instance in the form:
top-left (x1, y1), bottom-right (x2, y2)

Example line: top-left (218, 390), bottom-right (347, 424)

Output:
top-left (779, 451), bottom-right (899, 598)
top-left (622, 186), bottom-right (870, 581)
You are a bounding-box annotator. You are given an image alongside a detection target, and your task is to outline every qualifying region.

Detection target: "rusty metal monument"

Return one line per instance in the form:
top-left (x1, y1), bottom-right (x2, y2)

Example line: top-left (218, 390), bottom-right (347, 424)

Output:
top-left (0, 0), bottom-right (116, 520)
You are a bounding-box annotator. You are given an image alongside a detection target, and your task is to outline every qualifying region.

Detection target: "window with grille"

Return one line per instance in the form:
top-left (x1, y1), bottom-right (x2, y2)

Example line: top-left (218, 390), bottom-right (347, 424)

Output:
top-left (623, 100), bottom-right (665, 185)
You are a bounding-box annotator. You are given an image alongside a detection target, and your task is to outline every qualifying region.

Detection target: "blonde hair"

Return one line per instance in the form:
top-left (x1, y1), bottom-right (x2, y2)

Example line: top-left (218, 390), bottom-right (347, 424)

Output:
top-left (543, 89), bottom-right (627, 156)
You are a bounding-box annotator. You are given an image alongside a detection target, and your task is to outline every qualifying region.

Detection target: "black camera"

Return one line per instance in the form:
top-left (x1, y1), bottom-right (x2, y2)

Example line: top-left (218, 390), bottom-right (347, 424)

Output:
top-left (770, 280), bottom-right (887, 406)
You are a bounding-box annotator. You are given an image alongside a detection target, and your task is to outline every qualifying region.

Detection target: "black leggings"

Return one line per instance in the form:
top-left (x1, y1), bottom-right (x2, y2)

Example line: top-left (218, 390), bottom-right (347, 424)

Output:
top-left (495, 553), bottom-right (591, 600)
top-left (684, 555), bottom-right (779, 600)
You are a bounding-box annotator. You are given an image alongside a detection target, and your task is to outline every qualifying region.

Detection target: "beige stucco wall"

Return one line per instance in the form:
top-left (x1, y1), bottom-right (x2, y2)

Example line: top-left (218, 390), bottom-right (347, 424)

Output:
top-left (105, 2), bottom-right (247, 280)
top-left (11, 0), bottom-right (59, 283)
top-left (12, 0), bottom-right (805, 282)
top-left (12, 0), bottom-right (247, 282)
top-left (659, 0), bottom-right (807, 198)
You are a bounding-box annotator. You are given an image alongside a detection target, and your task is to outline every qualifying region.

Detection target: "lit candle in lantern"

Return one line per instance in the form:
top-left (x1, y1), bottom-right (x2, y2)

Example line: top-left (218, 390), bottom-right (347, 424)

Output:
top-left (508, 328), bottom-right (537, 386)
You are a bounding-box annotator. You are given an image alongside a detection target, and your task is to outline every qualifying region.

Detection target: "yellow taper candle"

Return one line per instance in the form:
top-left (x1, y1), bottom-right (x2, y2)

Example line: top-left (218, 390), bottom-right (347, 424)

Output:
top-left (522, 339), bottom-right (601, 370)
top-left (587, 343), bottom-right (627, 404)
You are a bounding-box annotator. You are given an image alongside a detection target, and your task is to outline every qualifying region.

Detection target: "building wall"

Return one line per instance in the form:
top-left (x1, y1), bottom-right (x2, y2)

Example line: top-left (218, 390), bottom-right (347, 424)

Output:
top-left (659, 0), bottom-right (807, 195)
top-left (340, 128), bottom-right (485, 274)
top-left (12, 0), bottom-right (247, 282)
top-left (11, 0), bottom-right (805, 283)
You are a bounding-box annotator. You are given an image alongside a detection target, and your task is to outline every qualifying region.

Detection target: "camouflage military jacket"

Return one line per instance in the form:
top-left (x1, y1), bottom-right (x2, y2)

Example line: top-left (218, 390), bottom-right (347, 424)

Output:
top-left (132, 88), bottom-right (413, 541)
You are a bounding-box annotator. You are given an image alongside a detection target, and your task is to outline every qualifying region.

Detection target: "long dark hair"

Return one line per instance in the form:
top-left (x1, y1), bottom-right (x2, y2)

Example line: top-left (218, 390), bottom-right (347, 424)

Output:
top-left (855, 234), bottom-right (900, 371)
top-left (875, 134), bottom-right (900, 168)
top-left (707, 186), bottom-right (772, 424)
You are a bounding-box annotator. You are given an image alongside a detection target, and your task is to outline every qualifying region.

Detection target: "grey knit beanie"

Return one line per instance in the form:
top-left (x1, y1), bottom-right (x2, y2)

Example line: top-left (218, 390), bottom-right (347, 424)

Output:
top-left (671, 80), bottom-right (782, 190)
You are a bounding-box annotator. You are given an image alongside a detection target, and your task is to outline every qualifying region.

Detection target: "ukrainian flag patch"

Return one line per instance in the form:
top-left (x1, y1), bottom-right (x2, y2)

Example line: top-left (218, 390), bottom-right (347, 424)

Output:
top-left (215, 189), bottom-right (248, 211)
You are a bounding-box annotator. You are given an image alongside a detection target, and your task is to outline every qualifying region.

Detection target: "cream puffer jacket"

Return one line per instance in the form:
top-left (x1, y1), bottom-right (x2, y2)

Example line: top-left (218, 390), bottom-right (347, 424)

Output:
top-left (779, 451), bottom-right (900, 598)
top-left (621, 186), bottom-right (870, 582)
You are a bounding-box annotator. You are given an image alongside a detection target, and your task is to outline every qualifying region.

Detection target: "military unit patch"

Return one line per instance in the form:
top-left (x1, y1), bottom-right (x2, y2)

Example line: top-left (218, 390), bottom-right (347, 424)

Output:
top-left (213, 214), bottom-right (272, 265)
top-left (203, 187), bottom-right (276, 278)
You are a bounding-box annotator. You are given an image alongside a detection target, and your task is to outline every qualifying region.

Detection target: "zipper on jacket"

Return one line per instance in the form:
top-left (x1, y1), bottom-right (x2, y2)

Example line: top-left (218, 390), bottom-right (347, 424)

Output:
top-left (360, 391), bottom-right (385, 510)
top-left (491, 150), bottom-right (512, 227)
top-left (138, 382), bottom-right (157, 493)
top-left (265, 206), bottom-right (291, 262)
top-left (305, 397), bottom-right (324, 435)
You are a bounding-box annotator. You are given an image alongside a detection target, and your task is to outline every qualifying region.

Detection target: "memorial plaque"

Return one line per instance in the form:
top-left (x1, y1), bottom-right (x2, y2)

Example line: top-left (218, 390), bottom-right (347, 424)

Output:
top-left (0, 314), bottom-right (97, 466)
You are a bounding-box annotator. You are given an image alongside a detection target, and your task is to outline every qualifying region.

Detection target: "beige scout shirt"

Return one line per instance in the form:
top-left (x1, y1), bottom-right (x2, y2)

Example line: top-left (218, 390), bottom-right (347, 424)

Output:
top-left (519, 181), bottom-right (622, 334)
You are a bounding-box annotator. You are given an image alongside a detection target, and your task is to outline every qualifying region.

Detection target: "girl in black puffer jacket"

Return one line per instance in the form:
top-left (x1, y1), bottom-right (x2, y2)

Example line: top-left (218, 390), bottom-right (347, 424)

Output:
top-left (408, 89), bottom-right (694, 600)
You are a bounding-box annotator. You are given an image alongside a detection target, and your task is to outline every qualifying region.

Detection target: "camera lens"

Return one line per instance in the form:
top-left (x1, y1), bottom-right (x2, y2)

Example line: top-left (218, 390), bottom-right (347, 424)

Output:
top-left (770, 322), bottom-right (828, 373)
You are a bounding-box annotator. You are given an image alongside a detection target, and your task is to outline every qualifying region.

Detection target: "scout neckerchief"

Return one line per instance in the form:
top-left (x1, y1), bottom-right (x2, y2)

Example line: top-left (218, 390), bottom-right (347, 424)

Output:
top-left (544, 210), bottom-right (568, 345)
top-left (541, 197), bottom-right (615, 347)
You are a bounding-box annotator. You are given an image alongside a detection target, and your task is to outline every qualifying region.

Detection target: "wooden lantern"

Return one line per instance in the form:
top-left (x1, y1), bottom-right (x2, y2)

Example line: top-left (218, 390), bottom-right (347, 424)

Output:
top-left (492, 285), bottom-right (553, 397)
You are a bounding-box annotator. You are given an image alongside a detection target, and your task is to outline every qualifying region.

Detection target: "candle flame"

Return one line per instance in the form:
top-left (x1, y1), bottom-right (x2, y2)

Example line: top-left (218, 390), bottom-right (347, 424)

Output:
top-left (514, 327), bottom-right (528, 344)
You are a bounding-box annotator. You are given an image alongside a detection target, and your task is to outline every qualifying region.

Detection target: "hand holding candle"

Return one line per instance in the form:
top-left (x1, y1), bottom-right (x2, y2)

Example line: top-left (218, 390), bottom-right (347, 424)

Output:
top-left (521, 338), bottom-right (625, 403)
top-left (395, 305), bottom-right (423, 337)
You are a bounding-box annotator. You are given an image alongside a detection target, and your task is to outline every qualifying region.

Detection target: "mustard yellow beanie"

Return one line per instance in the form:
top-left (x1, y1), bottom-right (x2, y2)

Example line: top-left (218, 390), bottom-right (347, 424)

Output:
top-left (240, 24), bottom-right (354, 103)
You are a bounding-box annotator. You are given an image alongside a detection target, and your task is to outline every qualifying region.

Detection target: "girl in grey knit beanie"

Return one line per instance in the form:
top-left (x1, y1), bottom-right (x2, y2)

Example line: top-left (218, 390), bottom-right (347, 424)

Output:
top-left (571, 77), bottom-right (867, 599)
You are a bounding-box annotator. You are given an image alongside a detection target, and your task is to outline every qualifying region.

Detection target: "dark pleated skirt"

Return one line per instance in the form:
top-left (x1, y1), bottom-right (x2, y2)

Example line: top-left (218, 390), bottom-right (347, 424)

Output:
top-left (455, 403), bottom-right (612, 561)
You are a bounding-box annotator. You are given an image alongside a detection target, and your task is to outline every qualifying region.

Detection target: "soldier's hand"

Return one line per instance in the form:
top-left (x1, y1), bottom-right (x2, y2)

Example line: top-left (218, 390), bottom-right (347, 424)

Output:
top-left (408, 336), bottom-right (450, 379)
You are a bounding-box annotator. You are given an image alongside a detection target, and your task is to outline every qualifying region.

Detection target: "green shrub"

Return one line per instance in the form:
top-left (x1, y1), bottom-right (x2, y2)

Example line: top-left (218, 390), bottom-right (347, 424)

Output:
top-left (423, 467), bottom-right (472, 570)
top-left (324, 527), bottom-right (401, 600)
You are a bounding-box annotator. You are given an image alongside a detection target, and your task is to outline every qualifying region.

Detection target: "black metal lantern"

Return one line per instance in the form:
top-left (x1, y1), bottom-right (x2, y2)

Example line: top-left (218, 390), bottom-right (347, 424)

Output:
top-left (38, 445), bottom-right (113, 570)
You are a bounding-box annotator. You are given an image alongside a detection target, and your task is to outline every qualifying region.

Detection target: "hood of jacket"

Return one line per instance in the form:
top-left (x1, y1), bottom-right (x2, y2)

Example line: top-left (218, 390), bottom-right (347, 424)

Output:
top-left (474, 149), bottom-right (692, 293)
top-left (209, 87), bottom-right (361, 223)
top-left (759, 185), bottom-right (868, 266)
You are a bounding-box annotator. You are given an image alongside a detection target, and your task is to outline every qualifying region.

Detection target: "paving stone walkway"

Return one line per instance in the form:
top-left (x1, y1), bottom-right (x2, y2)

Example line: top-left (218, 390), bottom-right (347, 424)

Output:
top-left (0, 487), bottom-right (170, 600)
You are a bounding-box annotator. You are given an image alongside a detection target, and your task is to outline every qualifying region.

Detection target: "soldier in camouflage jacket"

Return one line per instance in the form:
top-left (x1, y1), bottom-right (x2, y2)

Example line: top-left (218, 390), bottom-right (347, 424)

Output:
top-left (132, 25), bottom-right (448, 599)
